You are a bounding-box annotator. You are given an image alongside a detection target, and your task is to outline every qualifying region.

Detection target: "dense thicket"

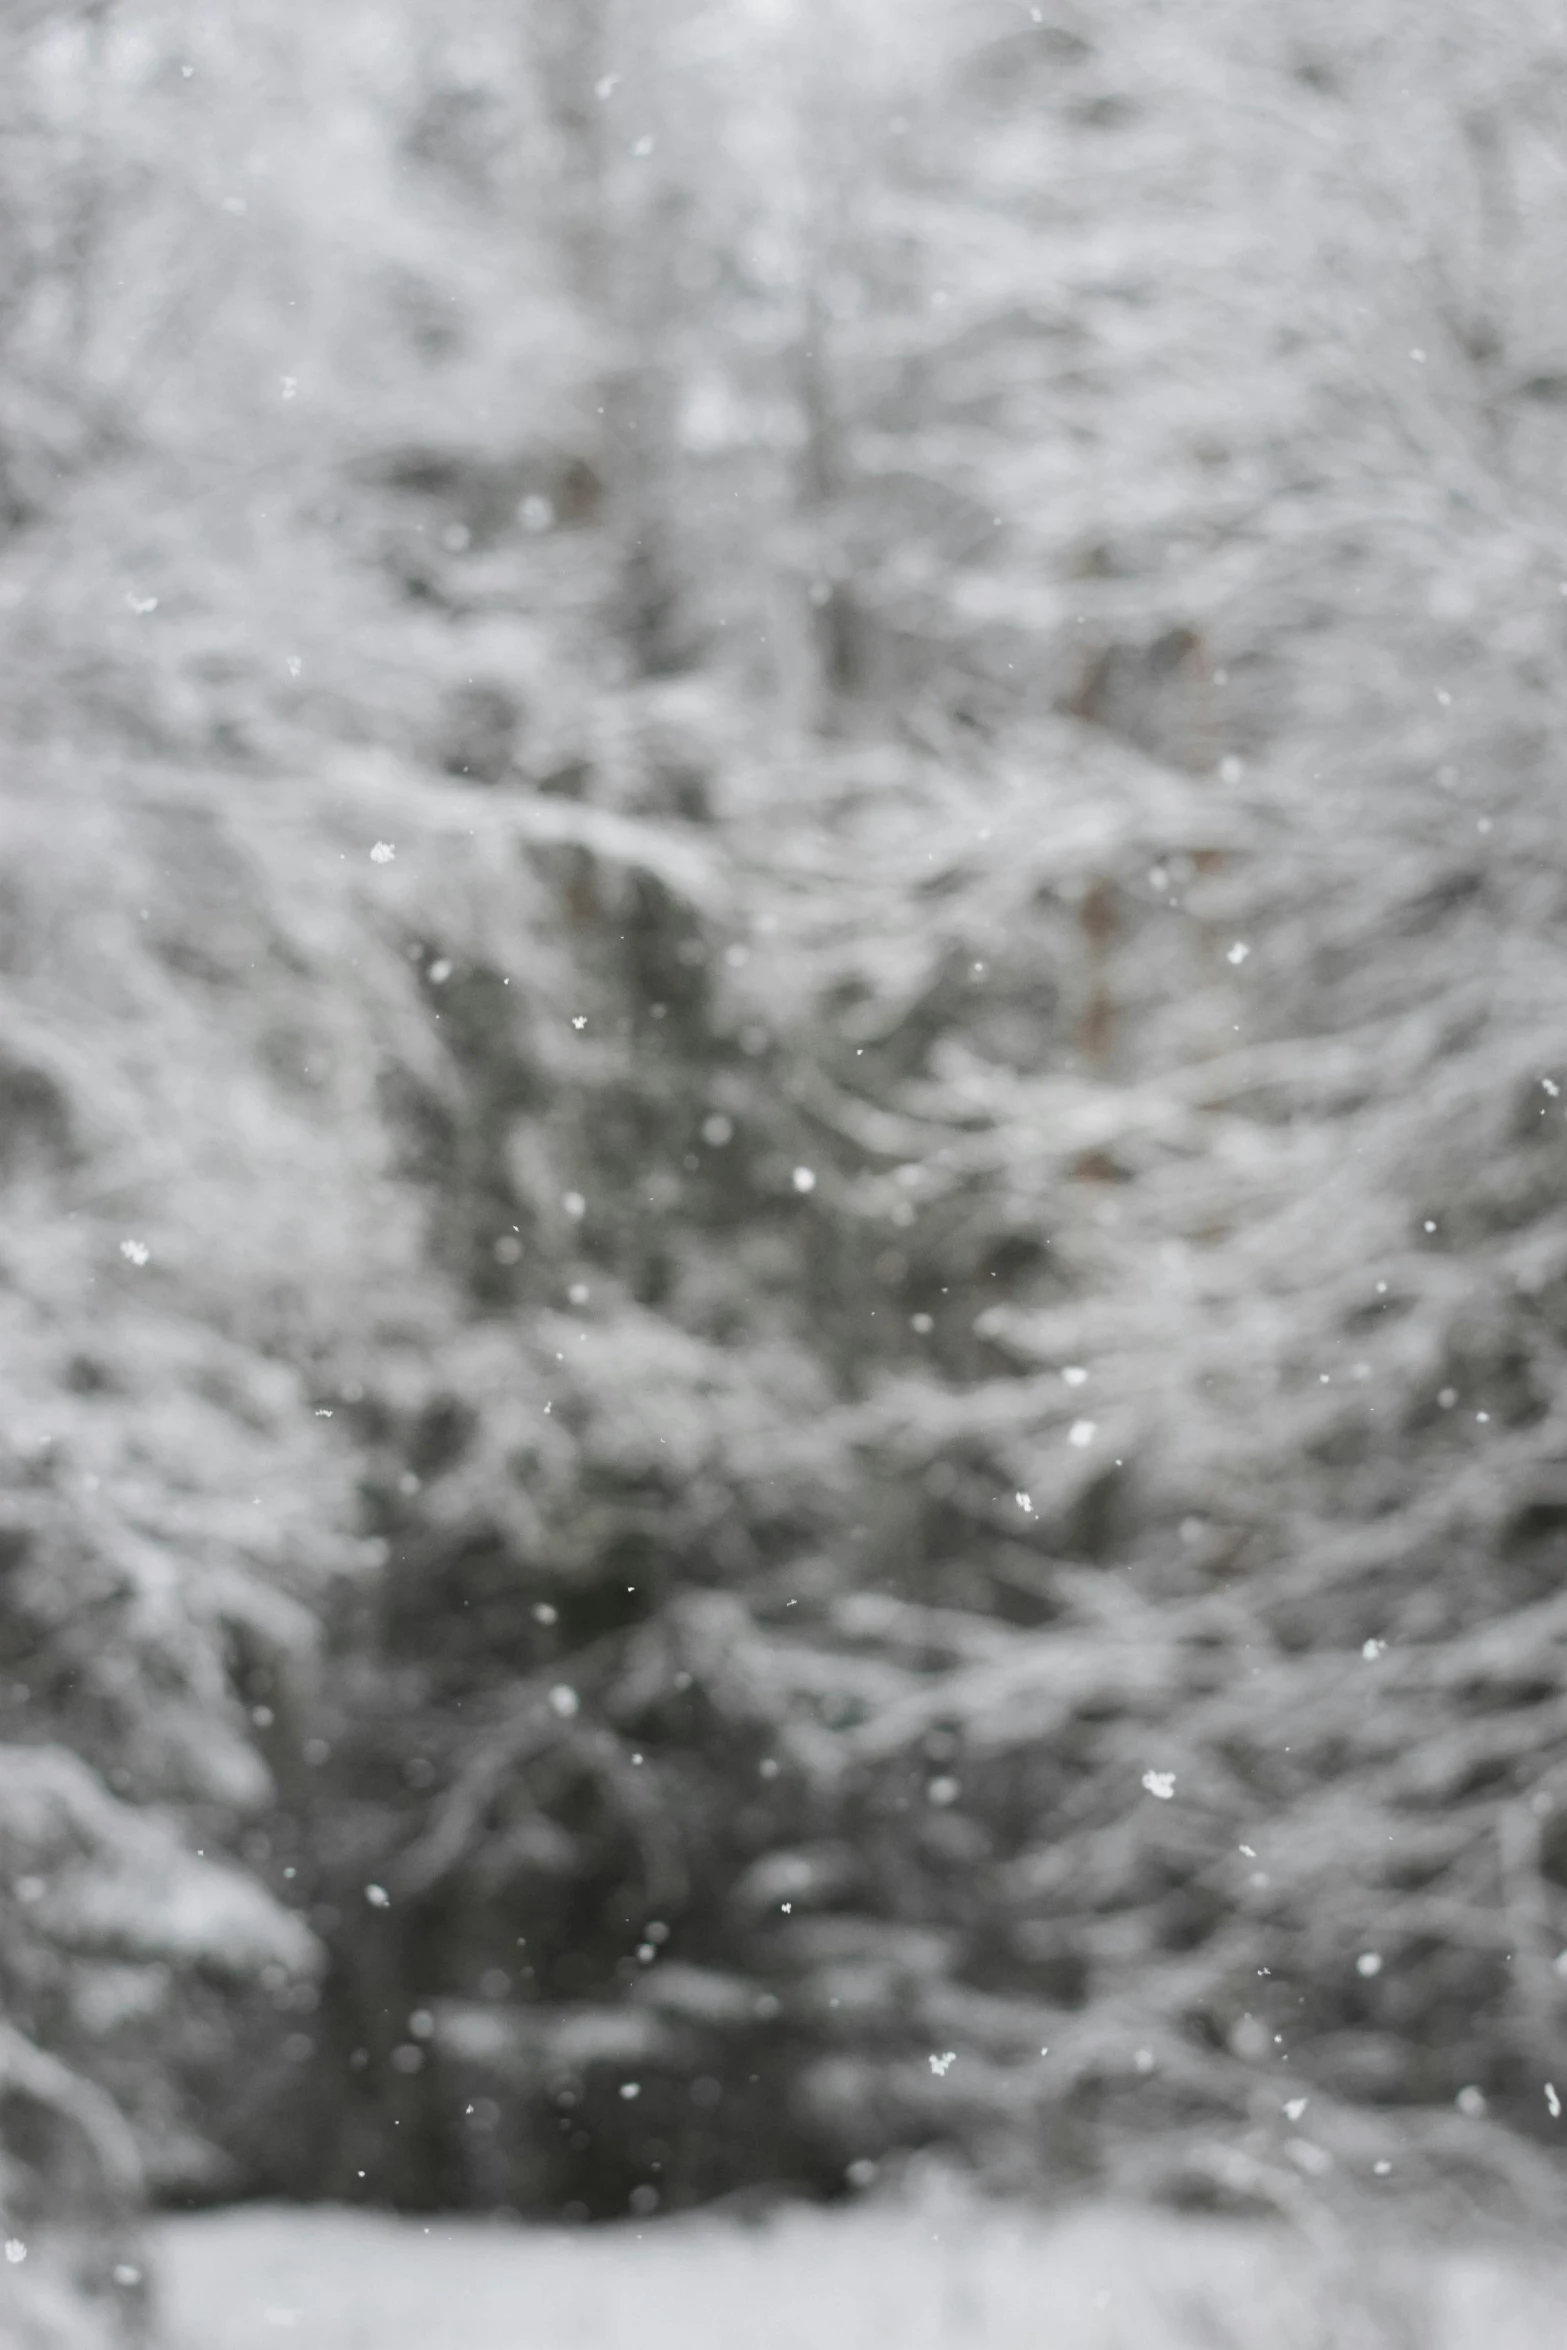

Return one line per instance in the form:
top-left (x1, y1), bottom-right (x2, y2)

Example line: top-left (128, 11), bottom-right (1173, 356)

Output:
top-left (4, 0), bottom-right (1567, 2330)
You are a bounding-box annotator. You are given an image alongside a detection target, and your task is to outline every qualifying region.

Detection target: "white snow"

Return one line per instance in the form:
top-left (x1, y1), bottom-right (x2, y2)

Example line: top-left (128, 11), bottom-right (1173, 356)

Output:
top-left (148, 2200), bottom-right (1567, 2350)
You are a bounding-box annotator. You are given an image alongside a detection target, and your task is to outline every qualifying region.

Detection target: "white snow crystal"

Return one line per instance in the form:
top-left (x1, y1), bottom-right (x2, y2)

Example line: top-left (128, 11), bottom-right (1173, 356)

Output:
top-left (1141, 1770), bottom-right (1175, 1800)
top-left (562, 1191), bottom-right (586, 1220)
top-left (619, 2081), bottom-right (640, 2099)
top-left (1067, 1418), bottom-right (1097, 1447)
top-left (1361, 1638), bottom-right (1386, 1660)
top-left (1014, 1491), bottom-right (1034, 1514)
top-left (548, 1684), bottom-right (580, 1719)
top-left (792, 1166), bottom-right (817, 1193)
top-left (1226, 941), bottom-right (1250, 965)
top-left (1456, 2085), bottom-right (1486, 2116)
top-left (1543, 1078), bottom-right (1560, 1097)
top-left (364, 1884), bottom-right (390, 1908)
top-left (4, 2242), bottom-right (26, 2266)
top-left (1283, 2097), bottom-right (1308, 2120)
top-left (928, 2051), bottom-right (956, 2077)
top-left (125, 592), bottom-right (158, 615)
top-left (1062, 1365), bottom-right (1088, 1386)
top-left (1356, 1951), bottom-right (1383, 1977)
top-left (370, 842), bottom-right (395, 864)
top-left (119, 1238), bottom-right (150, 1266)
top-left (571, 1015), bottom-right (587, 1030)
top-left (1546, 2082), bottom-right (1561, 2119)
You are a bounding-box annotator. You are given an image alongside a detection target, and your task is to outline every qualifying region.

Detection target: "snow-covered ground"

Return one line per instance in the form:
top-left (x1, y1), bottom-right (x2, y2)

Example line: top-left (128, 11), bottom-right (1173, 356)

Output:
top-left (151, 2194), bottom-right (1566, 2350)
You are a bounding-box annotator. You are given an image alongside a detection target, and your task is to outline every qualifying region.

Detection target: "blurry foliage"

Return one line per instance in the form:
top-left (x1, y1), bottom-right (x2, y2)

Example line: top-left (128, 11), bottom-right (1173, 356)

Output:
top-left (2, 0), bottom-right (1567, 2314)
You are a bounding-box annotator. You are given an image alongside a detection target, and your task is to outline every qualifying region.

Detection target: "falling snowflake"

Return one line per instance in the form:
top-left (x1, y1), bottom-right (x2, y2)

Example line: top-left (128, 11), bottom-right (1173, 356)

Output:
top-left (792, 1166), bottom-right (817, 1193)
top-left (1226, 941), bottom-right (1250, 965)
top-left (929, 2051), bottom-right (956, 2077)
top-left (364, 1884), bottom-right (390, 1909)
top-left (4, 2242), bottom-right (25, 2266)
top-left (119, 1238), bottom-right (150, 1266)
top-left (1014, 1490), bottom-right (1034, 1514)
top-left (1361, 1638), bottom-right (1386, 1661)
top-left (562, 1191), bottom-right (586, 1221)
top-left (370, 842), bottom-right (395, 864)
top-left (1062, 1365), bottom-right (1088, 1386)
top-left (619, 2081), bottom-right (640, 2100)
top-left (1456, 2085), bottom-right (1486, 2116)
top-left (548, 1684), bottom-right (579, 1719)
top-left (1547, 2083), bottom-right (1562, 2119)
top-left (1141, 1770), bottom-right (1175, 1801)
top-left (125, 591), bottom-right (158, 615)
top-left (1356, 1952), bottom-right (1383, 1977)
top-left (571, 1015), bottom-right (587, 1030)
top-left (1068, 1418), bottom-right (1097, 1447)
top-left (1543, 1079), bottom-right (1560, 1098)
top-left (1284, 2096), bottom-right (1308, 2120)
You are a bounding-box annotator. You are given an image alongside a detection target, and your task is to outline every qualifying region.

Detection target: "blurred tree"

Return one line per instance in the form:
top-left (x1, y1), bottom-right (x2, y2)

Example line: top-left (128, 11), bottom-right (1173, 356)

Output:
top-left (5, 0), bottom-right (1567, 2289)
